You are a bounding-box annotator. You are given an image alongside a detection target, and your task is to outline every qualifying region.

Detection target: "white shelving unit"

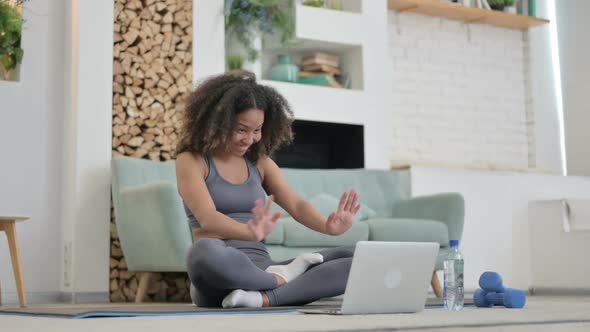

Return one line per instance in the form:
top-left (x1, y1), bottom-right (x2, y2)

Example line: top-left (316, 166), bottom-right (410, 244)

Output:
top-left (261, 2), bottom-right (364, 91)
top-left (263, 2), bottom-right (364, 51)
top-left (292, 3), bottom-right (363, 47)
top-left (193, 0), bottom-right (391, 169)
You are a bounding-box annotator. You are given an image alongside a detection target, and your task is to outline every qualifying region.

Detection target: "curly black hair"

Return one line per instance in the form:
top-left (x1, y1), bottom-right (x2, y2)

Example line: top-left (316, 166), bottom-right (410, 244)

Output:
top-left (175, 71), bottom-right (294, 161)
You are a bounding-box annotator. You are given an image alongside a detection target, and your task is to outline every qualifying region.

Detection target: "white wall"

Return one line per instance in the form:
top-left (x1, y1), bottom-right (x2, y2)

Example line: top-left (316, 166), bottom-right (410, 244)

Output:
top-left (0, 0), bottom-right (66, 302)
top-left (193, 0), bottom-right (225, 81)
top-left (527, 0), bottom-right (566, 174)
top-left (61, 0), bottom-right (114, 301)
top-left (388, 13), bottom-right (529, 171)
top-left (411, 167), bottom-right (590, 292)
top-left (555, 1), bottom-right (590, 176)
top-left (0, 0), bottom-right (113, 304)
top-left (387, 1), bottom-right (568, 175)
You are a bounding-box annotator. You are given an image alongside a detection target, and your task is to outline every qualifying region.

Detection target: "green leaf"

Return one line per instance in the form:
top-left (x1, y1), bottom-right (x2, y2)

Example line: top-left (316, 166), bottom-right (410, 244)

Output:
top-left (4, 32), bottom-right (18, 45)
top-left (14, 46), bottom-right (22, 63)
top-left (224, 0), bottom-right (294, 59)
top-left (0, 52), bottom-right (15, 71)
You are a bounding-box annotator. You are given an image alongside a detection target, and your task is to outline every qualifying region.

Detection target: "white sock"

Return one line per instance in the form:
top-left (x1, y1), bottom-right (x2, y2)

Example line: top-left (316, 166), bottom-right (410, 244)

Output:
top-left (222, 289), bottom-right (263, 308)
top-left (265, 252), bottom-right (324, 283)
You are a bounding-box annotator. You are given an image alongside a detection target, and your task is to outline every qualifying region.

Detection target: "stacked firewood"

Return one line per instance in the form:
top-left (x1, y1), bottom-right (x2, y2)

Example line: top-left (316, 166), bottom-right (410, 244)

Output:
top-left (110, 0), bottom-right (193, 303)
top-left (112, 0), bottom-right (192, 161)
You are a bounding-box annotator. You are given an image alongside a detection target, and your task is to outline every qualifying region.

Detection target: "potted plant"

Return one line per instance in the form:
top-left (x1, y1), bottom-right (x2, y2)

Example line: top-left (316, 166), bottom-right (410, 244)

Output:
top-left (488, 0), bottom-right (515, 11)
top-left (0, 0), bottom-right (26, 81)
top-left (224, 0), bottom-right (294, 76)
top-left (302, 0), bottom-right (324, 7)
top-left (227, 53), bottom-right (245, 70)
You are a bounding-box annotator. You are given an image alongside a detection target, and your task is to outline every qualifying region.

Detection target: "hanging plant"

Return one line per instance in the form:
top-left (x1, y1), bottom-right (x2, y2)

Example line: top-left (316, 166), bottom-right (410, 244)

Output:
top-left (224, 0), bottom-right (295, 62)
top-left (0, 0), bottom-right (28, 76)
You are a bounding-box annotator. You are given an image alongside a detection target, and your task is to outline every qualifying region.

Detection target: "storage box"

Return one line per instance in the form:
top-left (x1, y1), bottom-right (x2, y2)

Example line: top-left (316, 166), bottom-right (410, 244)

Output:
top-left (529, 200), bottom-right (590, 293)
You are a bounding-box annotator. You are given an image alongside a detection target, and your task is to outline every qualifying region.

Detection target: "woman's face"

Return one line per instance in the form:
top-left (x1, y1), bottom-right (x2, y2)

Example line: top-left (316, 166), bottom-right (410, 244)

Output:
top-left (228, 108), bottom-right (264, 156)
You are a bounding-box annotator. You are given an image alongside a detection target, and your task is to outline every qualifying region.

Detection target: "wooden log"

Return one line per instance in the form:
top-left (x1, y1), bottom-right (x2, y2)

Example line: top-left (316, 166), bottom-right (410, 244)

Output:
top-left (140, 7), bottom-right (152, 20)
top-left (143, 133), bottom-right (155, 142)
top-left (124, 9), bottom-right (138, 20)
top-left (111, 246), bottom-right (123, 259)
top-left (162, 11), bottom-right (173, 24)
top-left (114, 2), bottom-right (124, 17)
top-left (141, 141), bottom-right (157, 150)
top-left (133, 148), bottom-right (149, 158)
top-left (124, 146), bottom-right (136, 155)
top-left (127, 136), bottom-right (144, 147)
top-left (123, 28), bottom-right (139, 45)
top-left (125, 116), bottom-right (137, 126)
top-left (155, 2), bottom-right (166, 12)
top-left (129, 125), bottom-right (141, 136)
top-left (110, 223), bottom-right (119, 240)
top-left (113, 125), bottom-right (123, 137)
top-left (119, 134), bottom-right (131, 144)
top-left (110, 258), bottom-right (119, 269)
top-left (112, 137), bottom-right (121, 148)
top-left (148, 151), bottom-right (161, 161)
top-left (157, 80), bottom-right (171, 89)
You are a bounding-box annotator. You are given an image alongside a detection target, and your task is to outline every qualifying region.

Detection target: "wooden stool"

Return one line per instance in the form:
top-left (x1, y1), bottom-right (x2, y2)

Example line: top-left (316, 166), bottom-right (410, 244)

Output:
top-left (431, 271), bottom-right (443, 298)
top-left (0, 216), bottom-right (29, 307)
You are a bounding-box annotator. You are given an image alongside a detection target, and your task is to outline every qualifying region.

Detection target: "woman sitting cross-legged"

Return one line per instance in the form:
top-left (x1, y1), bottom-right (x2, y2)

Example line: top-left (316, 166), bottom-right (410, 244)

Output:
top-left (175, 71), bottom-right (360, 308)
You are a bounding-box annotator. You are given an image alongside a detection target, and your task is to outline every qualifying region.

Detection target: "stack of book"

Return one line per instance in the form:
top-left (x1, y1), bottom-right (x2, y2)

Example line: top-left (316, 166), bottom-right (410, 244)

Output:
top-left (297, 52), bottom-right (348, 88)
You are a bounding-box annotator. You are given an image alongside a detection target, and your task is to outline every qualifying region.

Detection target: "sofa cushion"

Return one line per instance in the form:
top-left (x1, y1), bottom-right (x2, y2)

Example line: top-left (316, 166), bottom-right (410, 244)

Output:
top-left (308, 193), bottom-right (377, 221)
top-left (280, 217), bottom-right (369, 247)
top-left (366, 218), bottom-right (449, 246)
top-left (277, 168), bottom-right (403, 218)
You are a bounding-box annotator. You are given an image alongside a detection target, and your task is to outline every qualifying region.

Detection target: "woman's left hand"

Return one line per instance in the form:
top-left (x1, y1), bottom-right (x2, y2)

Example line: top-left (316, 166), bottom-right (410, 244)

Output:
top-left (325, 188), bottom-right (361, 236)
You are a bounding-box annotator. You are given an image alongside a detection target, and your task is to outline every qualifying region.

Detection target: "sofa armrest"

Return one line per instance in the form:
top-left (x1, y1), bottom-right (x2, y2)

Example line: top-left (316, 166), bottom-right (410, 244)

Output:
top-left (390, 193), bottom-right (465, 244)
top-left (115, 181), bottom-right (192, 272)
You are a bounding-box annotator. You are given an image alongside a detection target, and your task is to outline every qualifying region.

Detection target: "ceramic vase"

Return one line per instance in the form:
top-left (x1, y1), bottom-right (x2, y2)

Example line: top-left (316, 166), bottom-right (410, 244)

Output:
top-left (270, 55), bottom-right (299, 83)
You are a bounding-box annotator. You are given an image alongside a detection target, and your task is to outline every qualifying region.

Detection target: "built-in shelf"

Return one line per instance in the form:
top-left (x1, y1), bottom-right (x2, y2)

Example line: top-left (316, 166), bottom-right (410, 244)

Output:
top-left (260, 48), bottom-right (364, 90)
top-left (388, 0), bottom-right (549, 30)
top-left (264, 4), bottom-right (363, 51)
top-left (261, 79), bottom-right (366, 125)
top-left (261, 2), bottom-right (365, 90)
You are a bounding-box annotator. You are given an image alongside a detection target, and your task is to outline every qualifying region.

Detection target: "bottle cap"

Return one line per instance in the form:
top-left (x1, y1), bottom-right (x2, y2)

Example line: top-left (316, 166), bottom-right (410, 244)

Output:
top-left (449, 240), bottom-right (459, 247)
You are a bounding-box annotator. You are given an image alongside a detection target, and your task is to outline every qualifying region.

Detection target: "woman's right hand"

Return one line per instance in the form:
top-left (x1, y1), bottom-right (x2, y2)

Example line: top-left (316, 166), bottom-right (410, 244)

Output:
top-left (247, 195), bottom-right (282, 242)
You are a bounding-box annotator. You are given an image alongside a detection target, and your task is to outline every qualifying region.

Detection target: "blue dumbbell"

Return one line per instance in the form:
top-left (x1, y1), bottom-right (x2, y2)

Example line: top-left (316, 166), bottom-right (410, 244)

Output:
top-left (474, 272), bottom-right (526, 308)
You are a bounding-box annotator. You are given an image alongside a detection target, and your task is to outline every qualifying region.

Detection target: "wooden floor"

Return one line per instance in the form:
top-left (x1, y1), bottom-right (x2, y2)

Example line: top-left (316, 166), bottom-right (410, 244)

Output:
top-left (0, 296), bottom-right (589, 332)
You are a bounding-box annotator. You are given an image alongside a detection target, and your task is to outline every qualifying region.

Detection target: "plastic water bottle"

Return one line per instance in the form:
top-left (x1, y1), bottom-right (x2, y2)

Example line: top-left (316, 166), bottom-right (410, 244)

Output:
top-left (443, 240), bottom-right (464, 311)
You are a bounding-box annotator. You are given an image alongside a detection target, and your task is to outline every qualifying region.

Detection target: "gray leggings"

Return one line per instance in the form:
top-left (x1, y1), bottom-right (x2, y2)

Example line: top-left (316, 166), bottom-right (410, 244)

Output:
top-left (186, 238), bottom-right (354, 307)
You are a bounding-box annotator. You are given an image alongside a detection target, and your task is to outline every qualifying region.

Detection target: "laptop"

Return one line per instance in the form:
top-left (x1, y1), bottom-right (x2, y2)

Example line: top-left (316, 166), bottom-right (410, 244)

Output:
top-left (299, 241), bottom-right (439, 315)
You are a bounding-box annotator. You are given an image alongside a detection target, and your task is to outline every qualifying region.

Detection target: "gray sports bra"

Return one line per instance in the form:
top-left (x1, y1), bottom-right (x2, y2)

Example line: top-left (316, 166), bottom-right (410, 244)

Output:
top-left (183, 154), bottom-right (267, 229)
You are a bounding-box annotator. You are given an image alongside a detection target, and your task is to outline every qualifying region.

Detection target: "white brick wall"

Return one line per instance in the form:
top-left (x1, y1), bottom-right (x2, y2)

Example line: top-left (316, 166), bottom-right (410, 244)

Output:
top-left (523, 31), bottom-right (536, 169)
top-left (388, 12), bottom-right (530, 171)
